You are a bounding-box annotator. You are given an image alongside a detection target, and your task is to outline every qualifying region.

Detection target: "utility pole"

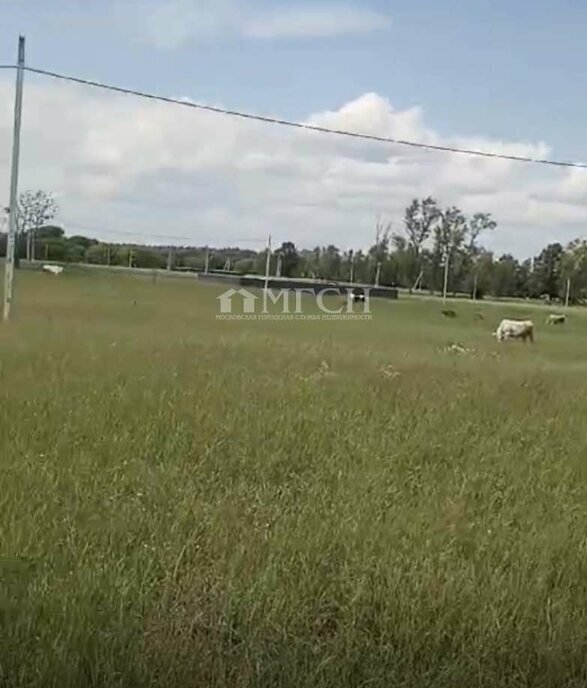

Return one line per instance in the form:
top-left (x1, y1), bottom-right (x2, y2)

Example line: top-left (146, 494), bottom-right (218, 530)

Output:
top-left (264, 235), bottom-right (272, 291)
top-left (128, 249), bottom-right (133, 268)
top-left (166, 248), bottom-right (173, 271)
top-left (565, 277), bottom-right (571, 308)
top-left (442, 249), bottom-right (450, 304)
top-left (3, 36), bottom-right (25, 322)
top-left (204, 247), bottom-right (210, 274)
top-left (375, 261), bottom-right (381, 287)
top-left (275, 253), bottom-right (283, 277)
top-left (349, 252), bottom-right (355, 284)
top-left (106, 245), bottom-right (111, 266)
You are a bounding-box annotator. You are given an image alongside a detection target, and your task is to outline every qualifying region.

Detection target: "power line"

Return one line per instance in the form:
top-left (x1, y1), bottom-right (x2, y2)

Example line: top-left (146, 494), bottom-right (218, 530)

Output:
top-left (0, 63), bottom-right (582, 171)
top-left (59, 217), bottom-right (267, 245)
top-left (62, 221), bottom-right (191, 242)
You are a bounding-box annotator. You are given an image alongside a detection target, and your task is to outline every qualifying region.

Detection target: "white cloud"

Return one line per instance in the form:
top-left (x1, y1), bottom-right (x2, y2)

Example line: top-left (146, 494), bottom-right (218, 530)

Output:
top-left (0, 75), bottom-right (585, 257)
top-left (120, 0), bottom-right (391, 49)
top-left (133, 0), bottom-right (242, 50)
top-left (243, 6), bottom-right (391, 39)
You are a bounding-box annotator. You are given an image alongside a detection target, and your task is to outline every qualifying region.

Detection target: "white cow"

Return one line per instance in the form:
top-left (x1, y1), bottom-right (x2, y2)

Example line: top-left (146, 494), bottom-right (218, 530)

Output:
top-left (547, 313), bottom-right (566, 325)
top-left (494, 319), bottom-right (534, 343)
top-left (42, 264), bottom-right (63, 275)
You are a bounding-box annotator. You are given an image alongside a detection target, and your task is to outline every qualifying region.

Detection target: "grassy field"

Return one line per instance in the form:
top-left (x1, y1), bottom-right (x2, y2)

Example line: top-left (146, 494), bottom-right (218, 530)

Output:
top-left (1, 267), bottom-right (587, 688)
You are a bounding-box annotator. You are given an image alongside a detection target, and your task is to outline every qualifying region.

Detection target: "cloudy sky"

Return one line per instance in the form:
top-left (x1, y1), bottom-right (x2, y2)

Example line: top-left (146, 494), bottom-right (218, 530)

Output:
top-left (1, 0), bottom-right (587, 257)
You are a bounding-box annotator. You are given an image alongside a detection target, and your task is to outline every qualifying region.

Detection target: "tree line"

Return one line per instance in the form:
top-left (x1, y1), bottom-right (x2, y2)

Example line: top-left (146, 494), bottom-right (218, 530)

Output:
top-left (2, 190), bottom-right (587, 303)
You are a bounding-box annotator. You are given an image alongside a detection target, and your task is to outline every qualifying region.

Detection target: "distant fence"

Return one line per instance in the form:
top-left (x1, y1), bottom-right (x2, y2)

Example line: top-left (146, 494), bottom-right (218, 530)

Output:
top-left (9, 260), bottom-right (401, 298)
top-left (13, 260), bottom-right (201, 280)
top-left (198, 273), bottom-right (399, 300)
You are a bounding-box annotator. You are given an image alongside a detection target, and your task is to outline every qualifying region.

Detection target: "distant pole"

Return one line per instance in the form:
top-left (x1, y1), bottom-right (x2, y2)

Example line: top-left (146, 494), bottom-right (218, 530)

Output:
top-left (442, 249), bottom-right (450, 304)
top-left (204, 247), bottom-right (210, 274)
top-left (264, 235), bottom-right (272, 291)
top-left (276, 253), bottom-right (283, 277)
top-left (375, 261), bottom-right (381, 287)
top-left (3, 36), bottom-right (25, 322)
top-left (350, 253), bottom-right (355, 284)
top-left (472, 272), bottom-right (478, 301)
top-left (166, 249), bottom-right (173, 271)
top-left (128, 249), bottom-right (133, 268)
top-left (44, 242), bottom-right (49, 261)
top-left (106, 245), bottom-right (111, 266)
top-left (565, 277), bottom-right (571, 308)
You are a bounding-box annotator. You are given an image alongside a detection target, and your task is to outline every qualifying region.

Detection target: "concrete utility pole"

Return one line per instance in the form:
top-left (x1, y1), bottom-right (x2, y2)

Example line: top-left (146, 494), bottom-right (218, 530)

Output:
top-left (375, 261), bottom-right (381, 287)
top-left (565, 277), bottom-right (571, 308)
top-left (264, 235), bottom-right (272, 291)
top-left (3, 36), bottom-right (25, 322)
top-left (204, 247), bottom-right (210, 274)
top-left (349, 253), bottom-right (355, 284)
top-left (442, 249), bottom-right (450, 304)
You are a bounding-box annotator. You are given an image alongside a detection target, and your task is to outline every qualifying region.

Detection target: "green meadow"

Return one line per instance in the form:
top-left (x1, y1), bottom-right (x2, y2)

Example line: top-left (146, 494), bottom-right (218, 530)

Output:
top-left (1, 268), bottom-right (587, 687)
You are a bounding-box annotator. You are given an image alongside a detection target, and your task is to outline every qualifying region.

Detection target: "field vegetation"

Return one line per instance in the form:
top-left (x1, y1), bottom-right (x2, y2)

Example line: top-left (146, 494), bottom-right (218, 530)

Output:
top-left (1, 268), bottom-right (587, 687)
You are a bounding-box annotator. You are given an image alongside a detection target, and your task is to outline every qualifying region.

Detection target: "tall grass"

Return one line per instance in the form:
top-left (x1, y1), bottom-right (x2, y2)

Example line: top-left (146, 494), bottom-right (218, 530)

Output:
top-left (1, 269), bottom-right (587, 687)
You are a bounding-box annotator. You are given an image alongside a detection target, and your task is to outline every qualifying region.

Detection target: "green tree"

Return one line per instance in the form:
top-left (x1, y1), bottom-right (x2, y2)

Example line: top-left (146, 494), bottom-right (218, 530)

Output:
top-left (68, 235), bottom-right (97, 251)
top-left (37, 225), bottom-right (64, 240)
top-left (65, 242), bottom-right (86, 263)
top-left (433, 206), bottom-right (467, 293)
top-left (560, 240), bottom-right (587, 303)
top-left (320, 245), bottom-right (342, 280)
top-left (369, 219), bottom-right (393, 285)
top-left (466, 213), bottom-right (497, 298)
top-left (403, 197), bottom-right (440, 287)
top-left (529, 243), bottom-right (564, 298)
top-left (491, 254), bottom-right (520, 297)
top-left (276, 241), bottom-right (300, 277)
top-left (233, 258), bottom-right (255, 274)
top-left (133, 248), bottom-right (166, 269)
top-left (85, 244), bottom-right (111, 265)
top-left (17, 190), bottom-right (58, 262)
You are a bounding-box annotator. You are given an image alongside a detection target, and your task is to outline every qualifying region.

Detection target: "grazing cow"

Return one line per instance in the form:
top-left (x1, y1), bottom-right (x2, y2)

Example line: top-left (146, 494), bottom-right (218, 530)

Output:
top-left (441, 309), bottom-right (457, 318)
top-left (494, 319), bottom-right (534, 343)
top-left (547, 313), bottom-right (566, 325)
top-left (42, 264), bottom-right (63, 275)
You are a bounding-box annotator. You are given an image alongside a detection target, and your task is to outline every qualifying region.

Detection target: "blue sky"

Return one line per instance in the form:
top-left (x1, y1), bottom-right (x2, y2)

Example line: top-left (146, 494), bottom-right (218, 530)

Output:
top-left (2, 0), bottom-right (586, 156)
top-left (1, 0), bottom-right (587, 255)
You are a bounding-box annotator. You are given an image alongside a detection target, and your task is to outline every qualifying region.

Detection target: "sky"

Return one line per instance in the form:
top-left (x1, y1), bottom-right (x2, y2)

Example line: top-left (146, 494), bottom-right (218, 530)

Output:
top-left (1, 0), bottom-right (587, 257)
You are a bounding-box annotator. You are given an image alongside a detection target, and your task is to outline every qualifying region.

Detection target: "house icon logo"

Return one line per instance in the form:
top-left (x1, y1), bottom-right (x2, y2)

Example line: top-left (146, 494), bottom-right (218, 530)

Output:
top-left (217, 288), bottom-right (258, 314)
